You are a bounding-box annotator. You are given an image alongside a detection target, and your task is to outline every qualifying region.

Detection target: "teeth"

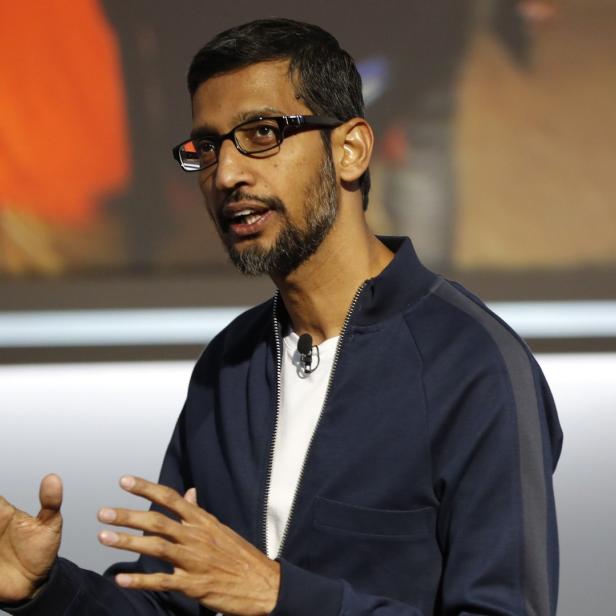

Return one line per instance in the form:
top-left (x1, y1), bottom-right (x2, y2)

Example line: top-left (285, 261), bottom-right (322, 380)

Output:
top-left (228, 208), bottom-right (266, 226)
top-left (232, 209), bottom-right (254, 218)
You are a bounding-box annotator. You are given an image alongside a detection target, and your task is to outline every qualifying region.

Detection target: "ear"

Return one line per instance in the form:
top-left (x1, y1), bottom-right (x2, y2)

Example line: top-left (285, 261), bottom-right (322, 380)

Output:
top-left (334, 118), bottom-right (374, 185)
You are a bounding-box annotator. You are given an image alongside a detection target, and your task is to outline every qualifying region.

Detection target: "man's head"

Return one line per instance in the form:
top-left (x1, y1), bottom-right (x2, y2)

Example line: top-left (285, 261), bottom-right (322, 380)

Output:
top-left (187, 18), bottom-right (369, 209)
top-left (183, 19), bottom-right (373, 277)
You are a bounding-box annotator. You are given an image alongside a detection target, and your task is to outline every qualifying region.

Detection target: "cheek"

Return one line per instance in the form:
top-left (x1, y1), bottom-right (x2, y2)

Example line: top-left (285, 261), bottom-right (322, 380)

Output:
top-left (197, 172), bottom-right (210, 194)
top-left (197, 176), bottom-right (215, 204)
top-left (197, 186), bottom-right (218, 224)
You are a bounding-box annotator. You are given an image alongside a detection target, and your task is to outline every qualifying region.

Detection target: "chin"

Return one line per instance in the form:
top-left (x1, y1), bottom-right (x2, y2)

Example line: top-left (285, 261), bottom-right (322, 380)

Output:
top-left (230, 230), bottom-right (276, 251)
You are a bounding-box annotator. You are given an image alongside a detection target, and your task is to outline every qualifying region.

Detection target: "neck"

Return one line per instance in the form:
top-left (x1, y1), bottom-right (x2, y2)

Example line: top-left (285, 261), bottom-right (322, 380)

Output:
top-left (271, 212), bottom-right (393, 345)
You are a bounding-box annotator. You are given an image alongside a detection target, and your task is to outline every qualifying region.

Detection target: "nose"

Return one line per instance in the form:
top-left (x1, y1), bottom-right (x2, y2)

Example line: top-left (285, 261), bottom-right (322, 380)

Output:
top-left (213, 138), bottom-right (254, 192)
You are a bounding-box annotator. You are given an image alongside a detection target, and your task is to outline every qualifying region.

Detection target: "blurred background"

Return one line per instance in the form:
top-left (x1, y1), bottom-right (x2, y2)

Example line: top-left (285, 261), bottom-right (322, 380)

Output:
top-left (1, 1), bottom-right (615, 614)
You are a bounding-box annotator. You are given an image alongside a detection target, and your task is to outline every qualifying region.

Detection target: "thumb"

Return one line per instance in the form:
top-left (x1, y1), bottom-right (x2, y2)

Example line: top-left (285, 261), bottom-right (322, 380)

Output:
top-left (37, 473), bottom-right (63, 526)
top-left (184, 487), bottom-right (197, 506)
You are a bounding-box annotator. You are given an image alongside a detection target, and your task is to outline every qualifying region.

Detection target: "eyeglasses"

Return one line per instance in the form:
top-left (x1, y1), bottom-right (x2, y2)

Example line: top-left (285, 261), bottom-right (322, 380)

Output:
top-left (172, 115), bottom-right (342, 172)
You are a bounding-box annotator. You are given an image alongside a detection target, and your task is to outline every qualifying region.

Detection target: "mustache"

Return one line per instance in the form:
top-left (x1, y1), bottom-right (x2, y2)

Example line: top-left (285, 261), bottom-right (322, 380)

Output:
top-left (221, 190), bottom-right (285, 213)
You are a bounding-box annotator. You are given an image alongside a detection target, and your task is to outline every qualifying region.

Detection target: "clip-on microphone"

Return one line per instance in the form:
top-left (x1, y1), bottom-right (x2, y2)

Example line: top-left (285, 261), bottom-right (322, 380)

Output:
top-left (297, 333), bottom-right (319, 373)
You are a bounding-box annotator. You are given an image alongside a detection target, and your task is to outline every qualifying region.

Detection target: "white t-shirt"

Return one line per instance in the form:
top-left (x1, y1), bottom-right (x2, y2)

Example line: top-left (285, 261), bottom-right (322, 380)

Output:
top-left (265, 330), bottom-right (339, 559)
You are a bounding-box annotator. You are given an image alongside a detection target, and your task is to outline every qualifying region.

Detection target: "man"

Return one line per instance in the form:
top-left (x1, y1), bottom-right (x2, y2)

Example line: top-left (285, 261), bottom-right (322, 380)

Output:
top-left (0, 18), bottom-right (562, 616)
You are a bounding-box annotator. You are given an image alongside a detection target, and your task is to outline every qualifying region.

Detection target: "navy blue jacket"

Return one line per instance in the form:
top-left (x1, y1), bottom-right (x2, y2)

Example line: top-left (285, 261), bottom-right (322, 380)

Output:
top-left (5, 237), bottom-right (562, 616)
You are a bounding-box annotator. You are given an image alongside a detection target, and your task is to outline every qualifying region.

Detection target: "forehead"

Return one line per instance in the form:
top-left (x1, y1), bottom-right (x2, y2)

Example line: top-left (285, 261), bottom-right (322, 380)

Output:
top-left (191, 60), bottom-right (311, 132)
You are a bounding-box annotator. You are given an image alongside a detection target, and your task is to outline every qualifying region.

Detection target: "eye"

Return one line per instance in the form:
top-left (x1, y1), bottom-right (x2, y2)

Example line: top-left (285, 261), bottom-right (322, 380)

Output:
top-left (255, 125), bottom-right (274, 138)
top-left (236, 120), bottom-right (281, 151)
top-left (249, 123), bottom-right (278, 145)
top-left (195, 140), bottom-right (217, 155)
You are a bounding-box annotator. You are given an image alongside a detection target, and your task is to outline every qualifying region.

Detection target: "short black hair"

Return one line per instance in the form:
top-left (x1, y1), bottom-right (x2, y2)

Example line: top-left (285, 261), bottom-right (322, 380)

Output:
top-left (187, 18), bottom-right (370, 210)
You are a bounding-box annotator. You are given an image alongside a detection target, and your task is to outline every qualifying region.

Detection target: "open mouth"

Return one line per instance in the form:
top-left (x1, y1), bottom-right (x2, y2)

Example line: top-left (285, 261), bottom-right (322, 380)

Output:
top-left (229, 209), bottom-right (266, 226)
top-left (222, 203), bottom-right (274, 237)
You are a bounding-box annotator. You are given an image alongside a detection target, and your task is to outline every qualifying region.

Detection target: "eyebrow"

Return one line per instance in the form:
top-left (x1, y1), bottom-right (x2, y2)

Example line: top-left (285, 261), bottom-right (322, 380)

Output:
top-left (190, 107), bottom-right (286, 140)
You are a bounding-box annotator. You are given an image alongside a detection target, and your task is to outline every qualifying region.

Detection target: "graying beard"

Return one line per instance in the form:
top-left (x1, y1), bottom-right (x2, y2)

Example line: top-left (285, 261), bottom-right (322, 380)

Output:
top-left (228, 151), bottom-right (338, 277)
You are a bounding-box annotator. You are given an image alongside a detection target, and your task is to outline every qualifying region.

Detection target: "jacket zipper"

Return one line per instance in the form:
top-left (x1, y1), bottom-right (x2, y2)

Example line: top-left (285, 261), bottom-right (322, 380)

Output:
top-left (259, 281), bottom-right (368, 558)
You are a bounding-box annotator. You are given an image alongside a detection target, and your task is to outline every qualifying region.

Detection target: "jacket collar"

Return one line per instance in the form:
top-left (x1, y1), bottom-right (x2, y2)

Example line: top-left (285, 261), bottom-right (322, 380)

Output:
top-left (274, 236), bottom-right (438, 331)
top-left (352, 236), bottom-right (438, 327)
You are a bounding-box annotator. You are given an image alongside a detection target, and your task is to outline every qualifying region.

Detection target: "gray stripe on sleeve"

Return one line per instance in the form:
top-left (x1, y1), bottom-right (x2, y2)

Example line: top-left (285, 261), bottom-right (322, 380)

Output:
top-left (434, 280), bottom-right (551, 616)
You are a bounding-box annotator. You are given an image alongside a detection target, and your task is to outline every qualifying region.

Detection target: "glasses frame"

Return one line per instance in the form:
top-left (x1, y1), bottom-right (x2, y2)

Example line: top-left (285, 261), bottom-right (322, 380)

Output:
top-left (172, 115), bottom-right (343, 172)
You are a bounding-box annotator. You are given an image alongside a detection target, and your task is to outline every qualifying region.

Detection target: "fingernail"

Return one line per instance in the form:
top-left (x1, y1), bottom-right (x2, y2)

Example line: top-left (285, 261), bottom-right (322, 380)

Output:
top-left (99, 530), bottom-right (119, 545)
top-left (120, 476), bottom-right (135, 490)
top-left (115, 574), bottom-right (132, 587)
top-left (98, 508), bottom-right (116, 522)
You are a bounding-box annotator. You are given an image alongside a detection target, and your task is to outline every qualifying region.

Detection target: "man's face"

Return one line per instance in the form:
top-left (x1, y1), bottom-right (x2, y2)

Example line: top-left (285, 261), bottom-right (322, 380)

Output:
top-left (191, 60), bottom-right (339, 276)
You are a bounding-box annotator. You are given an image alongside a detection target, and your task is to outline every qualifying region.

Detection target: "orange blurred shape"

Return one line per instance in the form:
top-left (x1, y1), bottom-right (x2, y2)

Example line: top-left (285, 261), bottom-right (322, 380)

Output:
top-left (0, 1), bottom-right (131, 226)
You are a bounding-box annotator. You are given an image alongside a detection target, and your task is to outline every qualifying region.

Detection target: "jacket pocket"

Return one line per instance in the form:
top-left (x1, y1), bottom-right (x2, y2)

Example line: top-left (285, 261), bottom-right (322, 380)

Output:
top-left (313, 496), bottom-right (433, 540)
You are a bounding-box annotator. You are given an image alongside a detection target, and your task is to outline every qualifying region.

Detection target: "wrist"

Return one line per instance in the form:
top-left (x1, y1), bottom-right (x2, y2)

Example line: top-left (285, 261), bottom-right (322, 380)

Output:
top-left (15, 565), bottom-right (54, 604)
top-left (30, 579), bottom-right (49, 600)
top-left (262, 559), bottom-right (281, 614)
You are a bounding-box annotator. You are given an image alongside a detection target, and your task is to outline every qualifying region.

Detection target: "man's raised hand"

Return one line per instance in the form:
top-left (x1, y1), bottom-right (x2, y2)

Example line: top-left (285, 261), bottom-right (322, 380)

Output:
top-left (0, 474), bottom-right (63, 603)
top-left (98, 476), bottom-right (281, 616)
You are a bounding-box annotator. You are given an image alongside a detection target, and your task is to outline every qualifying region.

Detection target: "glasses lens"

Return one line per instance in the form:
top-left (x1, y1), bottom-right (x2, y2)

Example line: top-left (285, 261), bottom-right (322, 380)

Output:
top-left (179, 140), bottom-right (217, 171)
top-left (235, 119), bottom-right (282, 154)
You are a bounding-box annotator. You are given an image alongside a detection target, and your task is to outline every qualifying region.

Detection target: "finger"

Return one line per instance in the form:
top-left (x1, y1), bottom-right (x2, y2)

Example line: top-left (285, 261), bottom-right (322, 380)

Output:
top-left (0, 494), bottom-right (16, 524)
top-left (119, 476), bottom-right (204, 524)
top-left (184, 488), bottom-right (197, 506)
top-left (114, 571), bottom-right (178, 592)
top-left (182, 489), bottom-right (198, 527)
top-left (97, 507), bottom-right (186, 542)
top-left (98, 530), bottom-right (184, 566)
top-left (38, 474), bottom-right (63, 525)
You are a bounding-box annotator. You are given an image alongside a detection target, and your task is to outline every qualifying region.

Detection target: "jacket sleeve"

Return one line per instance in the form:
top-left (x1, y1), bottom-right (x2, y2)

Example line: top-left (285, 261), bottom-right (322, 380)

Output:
top-left (271, 559), bottom-right (426, 616)
top-left (270, 348), bottom-right (562, 615)
top-left (0, 405), bottom-right (207, 616)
